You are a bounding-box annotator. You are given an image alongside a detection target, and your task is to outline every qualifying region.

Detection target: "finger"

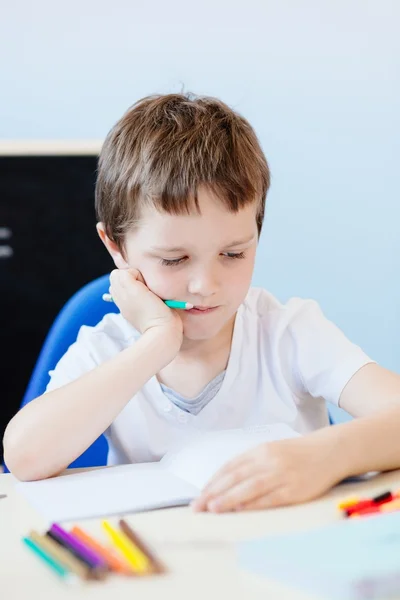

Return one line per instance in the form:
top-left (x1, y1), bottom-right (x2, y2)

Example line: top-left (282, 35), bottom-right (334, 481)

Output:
top-left (108, 271), bottom-right (130, 305)
top-left (192, 462), bottom-right (256, 511)
top-left (108, 285), bottom-right (122, 310)
top-left (201, 452), bottom-right (256, 495)
top-left (109, 269), bottom-right (119, 285)
top-left (112, 269), bottom-right (146, 300)
top-left (201, 442), bottom-right (271, 497)
top-left (109, 270), bottom-right (127, 297)
top-left (193, 461), bottom-right (272, 513)
top-left (128, 268), bottom-right (146, 285)
top-left (191, 495), bottom-right (209, 512)
top-left (206, 474), bottom-right (276, 513)
top-left (194, 446), bottom-right (271, 512)
top-left (118, 268), bottom-right (137, 286)
top-left (109, 275), bottom-right (125, 299)
top-left (240, 486), bottom-right (293, 511)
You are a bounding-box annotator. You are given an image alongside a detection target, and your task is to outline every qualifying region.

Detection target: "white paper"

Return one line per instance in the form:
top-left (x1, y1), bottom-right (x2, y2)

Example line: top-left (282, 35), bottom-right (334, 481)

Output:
top-left (16, 462), bottom-right (199, 522)
top-left (16, 423), bottom-right (300, 522)
top-left (162, 423), bottom-right (300, 490)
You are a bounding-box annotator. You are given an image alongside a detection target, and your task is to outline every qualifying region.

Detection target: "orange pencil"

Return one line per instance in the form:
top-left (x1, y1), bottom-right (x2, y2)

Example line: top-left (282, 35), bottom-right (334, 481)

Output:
top-left (71, 526), bottom-right (134, 576)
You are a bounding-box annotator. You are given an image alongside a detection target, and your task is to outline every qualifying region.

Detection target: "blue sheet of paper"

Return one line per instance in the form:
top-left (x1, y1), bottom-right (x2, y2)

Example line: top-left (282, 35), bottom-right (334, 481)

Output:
top-left (238, 512), bottom-right (400, 599)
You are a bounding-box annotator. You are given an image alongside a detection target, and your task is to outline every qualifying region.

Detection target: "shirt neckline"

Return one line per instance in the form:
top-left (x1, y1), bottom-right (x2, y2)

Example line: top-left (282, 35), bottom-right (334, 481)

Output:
top-left (148, 303), bottom-right (245, 422)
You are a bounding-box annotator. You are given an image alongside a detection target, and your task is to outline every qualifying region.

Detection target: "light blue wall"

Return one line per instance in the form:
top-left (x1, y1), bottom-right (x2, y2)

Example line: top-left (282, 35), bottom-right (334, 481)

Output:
top-left (2, 1), bottom-right (399, 420)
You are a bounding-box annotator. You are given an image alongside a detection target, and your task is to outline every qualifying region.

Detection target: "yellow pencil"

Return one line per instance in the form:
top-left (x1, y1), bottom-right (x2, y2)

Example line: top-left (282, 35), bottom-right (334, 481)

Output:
top-left (337, 496), bottom-right (361, 510)
top-left (101, 521), bottom-right (150, 573)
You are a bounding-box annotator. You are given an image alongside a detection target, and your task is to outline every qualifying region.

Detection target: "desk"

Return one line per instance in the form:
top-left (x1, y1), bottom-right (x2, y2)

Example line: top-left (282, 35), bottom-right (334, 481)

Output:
top-left (1, 469), bottom-right (400, 600)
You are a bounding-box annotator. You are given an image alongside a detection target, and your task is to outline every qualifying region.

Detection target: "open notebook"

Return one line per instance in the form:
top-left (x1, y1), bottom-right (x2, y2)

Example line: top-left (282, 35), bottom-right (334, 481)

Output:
top-left (16, 423), bottom-right (299, 522)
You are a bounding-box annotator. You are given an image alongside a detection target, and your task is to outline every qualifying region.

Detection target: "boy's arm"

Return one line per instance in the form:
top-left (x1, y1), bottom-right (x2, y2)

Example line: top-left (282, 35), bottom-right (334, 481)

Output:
top-left (195, 303), bottom-right (400, 512)
top-left (3, 325), bottom-right (181, 482)
top-left (328, 362), bottom-right (400, 477)
top-left (194, 363), bottom-right (400, 513)
top-left (3, 269), bottom-right (183, 482)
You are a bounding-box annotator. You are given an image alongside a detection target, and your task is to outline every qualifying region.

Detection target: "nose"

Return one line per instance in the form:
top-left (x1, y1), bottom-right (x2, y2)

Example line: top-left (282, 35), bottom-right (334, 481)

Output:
top-left (187, 265), bottom-right (218, 299)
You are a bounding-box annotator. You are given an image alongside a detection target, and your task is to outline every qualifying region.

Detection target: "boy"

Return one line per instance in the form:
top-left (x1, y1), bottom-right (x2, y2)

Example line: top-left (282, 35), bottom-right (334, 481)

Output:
top-left (4, 94), bottom-right (400, 514)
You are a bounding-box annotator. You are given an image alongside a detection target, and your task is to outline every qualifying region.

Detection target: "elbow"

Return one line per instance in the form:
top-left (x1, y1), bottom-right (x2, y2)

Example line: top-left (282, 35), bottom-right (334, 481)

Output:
top-left (3, 426), bottom-right (38, 481)
top-left (3, 422), bottom-right (57, 482)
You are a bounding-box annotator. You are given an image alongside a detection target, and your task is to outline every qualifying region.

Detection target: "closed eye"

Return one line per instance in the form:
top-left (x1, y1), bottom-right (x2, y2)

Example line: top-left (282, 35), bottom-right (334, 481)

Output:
top-left (160, 257), bottom-right (187, 267)
top-left (159, 251), bottom-right (246, 267)
top-left (222, 251), bottom-right (246, 260)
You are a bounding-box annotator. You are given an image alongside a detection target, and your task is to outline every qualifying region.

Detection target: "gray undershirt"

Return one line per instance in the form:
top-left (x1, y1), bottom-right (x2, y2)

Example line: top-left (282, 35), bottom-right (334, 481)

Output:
top-left (160, 370), bottom-right (226, 415)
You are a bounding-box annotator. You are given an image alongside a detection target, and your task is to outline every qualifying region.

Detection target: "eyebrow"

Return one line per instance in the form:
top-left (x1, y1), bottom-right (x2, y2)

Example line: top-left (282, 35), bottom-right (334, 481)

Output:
top-left (224, 234), bottom-right (256, 249)
top-left (149, 246), bottom-right (188, 253)
top-left (149, 235), bottom-right (256, 254)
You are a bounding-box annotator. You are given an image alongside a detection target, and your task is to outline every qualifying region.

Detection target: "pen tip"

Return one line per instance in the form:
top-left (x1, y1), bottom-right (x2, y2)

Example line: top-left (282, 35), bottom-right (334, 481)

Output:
top-left (185, 303), bottom-right (194, 310)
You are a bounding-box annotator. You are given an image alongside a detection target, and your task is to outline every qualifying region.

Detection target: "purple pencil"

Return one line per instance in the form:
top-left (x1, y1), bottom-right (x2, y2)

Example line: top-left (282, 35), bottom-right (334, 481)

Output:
top-left (49, 524), bottom-right (107, 569)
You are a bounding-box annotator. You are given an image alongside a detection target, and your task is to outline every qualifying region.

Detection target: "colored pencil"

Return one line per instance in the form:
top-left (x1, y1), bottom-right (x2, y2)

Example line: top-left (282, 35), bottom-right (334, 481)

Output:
top-left (119, 519), bottom-right (166, 574)
top-left (49, 523), bottom-right (107, 569)
top-left (102, 293), bottom-right (193, 310)
top-left (29, 530), bottom-right (91, 580)
top-left (102, 521), bottom-right (150, 573)
top-left (71, 526), bottom-right (134, 576)
top-left (23, 536), bottom-right (77, 583)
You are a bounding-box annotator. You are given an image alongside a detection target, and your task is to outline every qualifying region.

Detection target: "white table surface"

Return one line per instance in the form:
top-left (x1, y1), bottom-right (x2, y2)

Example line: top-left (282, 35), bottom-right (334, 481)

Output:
top-left (1, 468), bottom-right (400, 600)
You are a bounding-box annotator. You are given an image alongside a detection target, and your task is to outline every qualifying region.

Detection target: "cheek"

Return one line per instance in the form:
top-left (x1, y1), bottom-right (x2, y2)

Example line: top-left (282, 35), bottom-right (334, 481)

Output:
top-left (140, 264), bottom-right (184, 299)
top-left (226, 260), bottom-right (254, 294)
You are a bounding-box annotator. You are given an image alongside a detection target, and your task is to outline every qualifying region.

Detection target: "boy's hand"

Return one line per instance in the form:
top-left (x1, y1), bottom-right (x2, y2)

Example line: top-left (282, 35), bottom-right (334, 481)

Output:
top-left (109, 269), bottom-right (183, 346)
top-left (192, 435), bottom-right (340, 513)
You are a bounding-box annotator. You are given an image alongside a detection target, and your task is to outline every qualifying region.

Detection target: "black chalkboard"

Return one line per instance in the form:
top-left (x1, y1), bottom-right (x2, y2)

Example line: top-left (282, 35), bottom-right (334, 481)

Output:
top-left (0, 155), bottom-right (113, 461)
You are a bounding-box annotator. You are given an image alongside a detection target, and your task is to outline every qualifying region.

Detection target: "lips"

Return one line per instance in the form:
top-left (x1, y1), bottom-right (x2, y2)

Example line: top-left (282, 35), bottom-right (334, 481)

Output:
top-left (186, 306), bottom-right (219, 315)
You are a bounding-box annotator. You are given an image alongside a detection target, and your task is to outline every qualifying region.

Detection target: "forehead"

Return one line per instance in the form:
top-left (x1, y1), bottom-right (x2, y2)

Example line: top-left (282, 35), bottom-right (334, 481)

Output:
top-left (130, 189), bottom-right (258, 250)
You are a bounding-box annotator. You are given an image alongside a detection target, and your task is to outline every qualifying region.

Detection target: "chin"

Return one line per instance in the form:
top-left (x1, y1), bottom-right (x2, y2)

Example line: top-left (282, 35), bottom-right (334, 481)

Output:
top-left (182, 315), bottom-right (234, 342)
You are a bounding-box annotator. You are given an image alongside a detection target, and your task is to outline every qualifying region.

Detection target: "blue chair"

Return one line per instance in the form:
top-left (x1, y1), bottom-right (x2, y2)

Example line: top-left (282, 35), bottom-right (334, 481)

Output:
top-left (3, 274), bottom-right (119, 472)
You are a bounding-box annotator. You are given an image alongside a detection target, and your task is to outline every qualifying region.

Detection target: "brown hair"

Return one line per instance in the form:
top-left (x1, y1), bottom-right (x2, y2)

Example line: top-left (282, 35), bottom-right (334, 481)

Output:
top-left (95, 93), bottom-right (270, 249)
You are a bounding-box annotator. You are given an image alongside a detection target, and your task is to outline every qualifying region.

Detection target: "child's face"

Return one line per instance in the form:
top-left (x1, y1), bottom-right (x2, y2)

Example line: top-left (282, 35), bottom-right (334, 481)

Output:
top-left (112, 187), bottom-right (258, 341)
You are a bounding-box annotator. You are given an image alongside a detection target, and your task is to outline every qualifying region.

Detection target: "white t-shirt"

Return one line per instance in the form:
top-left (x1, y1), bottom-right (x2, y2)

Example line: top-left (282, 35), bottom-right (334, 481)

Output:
top-left (46, 288), bottom-right (373, 465)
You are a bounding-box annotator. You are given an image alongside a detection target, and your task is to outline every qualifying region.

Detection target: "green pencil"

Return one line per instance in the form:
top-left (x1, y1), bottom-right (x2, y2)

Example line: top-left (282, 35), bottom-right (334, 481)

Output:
top-left (22, 536), bottom-right (77, 583)
top-left (164, 300), bottom-right (193, 310)
top-left (102, 293), bottom-right (193, 310)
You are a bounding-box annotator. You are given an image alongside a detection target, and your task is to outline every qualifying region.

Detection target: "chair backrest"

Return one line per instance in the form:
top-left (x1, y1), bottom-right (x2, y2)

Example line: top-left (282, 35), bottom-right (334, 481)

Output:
top-left (4, 274), bottom-right (118, 472)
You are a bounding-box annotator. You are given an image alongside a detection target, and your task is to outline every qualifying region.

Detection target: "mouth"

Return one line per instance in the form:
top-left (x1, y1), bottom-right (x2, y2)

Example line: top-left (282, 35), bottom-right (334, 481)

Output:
top-left (186, 306), bottom-right (219, 315)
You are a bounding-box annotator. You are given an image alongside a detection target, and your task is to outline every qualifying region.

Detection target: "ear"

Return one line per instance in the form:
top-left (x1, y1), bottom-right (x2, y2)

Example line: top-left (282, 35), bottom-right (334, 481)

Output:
top-left (96, 223), bottom-right (129, 269)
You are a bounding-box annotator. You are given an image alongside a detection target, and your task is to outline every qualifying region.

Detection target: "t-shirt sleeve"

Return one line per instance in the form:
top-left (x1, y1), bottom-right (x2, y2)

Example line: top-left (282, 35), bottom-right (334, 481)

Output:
top-left (287, 300), bottom-right (375, 406)
top-left (45, 326), bottom-right (101, 393)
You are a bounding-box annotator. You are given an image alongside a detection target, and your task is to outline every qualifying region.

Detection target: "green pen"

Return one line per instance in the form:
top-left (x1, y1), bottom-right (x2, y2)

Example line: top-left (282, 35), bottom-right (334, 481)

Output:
top-left (102, 293), bottom-right (193, 310)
